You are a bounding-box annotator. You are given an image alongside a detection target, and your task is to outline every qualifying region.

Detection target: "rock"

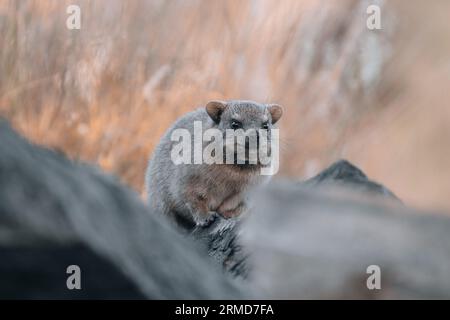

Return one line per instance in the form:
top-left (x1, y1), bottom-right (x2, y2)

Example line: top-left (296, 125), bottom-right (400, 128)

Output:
top-left (1, 119), bottom-right (449, 299)
top-left (0, 120), bottom-right (243, 299)
top-left (191, 218), bottom-right (248, 278)
top-left (0, 244), bottom-right (146, 299)
top-left (304, 159), bottom-right (399, 200)
top-left (242, 181), bottom-right (450, 299)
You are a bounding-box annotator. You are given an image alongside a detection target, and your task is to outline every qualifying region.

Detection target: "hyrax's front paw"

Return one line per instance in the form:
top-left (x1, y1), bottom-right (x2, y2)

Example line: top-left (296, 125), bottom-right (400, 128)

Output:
top-left (218, 202), bottom-right (246, 219)
top-left (196, 211), bottom-right (220, 228)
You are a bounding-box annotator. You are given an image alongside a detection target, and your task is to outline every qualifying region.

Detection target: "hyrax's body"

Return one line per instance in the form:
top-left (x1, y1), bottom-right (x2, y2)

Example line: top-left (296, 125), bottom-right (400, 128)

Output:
top-left (145, 100), bottom-right (282, 228)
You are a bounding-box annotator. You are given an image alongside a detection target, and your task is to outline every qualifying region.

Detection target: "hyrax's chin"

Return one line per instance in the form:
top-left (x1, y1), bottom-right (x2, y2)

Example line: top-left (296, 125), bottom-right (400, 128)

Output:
top-left (232, 152), bottom-right (261, 168)
top-left (234, 148), bottom-right (272, 167)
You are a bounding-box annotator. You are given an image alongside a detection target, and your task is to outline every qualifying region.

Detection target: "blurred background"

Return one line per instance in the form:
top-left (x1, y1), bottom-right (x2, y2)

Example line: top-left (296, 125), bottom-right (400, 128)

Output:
top-left (0, 0), bottom-right (449, 212)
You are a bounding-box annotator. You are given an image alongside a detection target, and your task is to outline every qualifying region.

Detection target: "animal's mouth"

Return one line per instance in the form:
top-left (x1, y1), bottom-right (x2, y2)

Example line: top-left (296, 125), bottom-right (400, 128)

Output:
top-left (234, 148), bottom-right (271, 165)
top-left (231, 152), bottom-right (260, 166)
top-left (221, 141), bottom-right (271, 165)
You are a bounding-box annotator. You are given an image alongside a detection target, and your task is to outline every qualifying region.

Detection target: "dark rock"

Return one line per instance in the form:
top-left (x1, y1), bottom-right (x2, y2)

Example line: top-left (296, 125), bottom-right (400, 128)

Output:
top-left (304, 159), bottom-right (399, 200)
top-left (191, 218), bottom-right (249, 278)
top-left (0, 244), bottom-right (146, 299)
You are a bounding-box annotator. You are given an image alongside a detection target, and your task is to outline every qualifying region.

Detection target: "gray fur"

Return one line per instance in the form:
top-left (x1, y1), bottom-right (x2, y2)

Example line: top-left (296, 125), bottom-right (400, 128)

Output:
top-left (145, 100), bottom-right (282, 228)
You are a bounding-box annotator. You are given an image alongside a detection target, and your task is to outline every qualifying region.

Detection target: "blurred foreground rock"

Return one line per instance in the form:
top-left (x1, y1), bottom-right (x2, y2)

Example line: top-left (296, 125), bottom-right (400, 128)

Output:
top-left (244, 182), bottom-right (450, 299)
top-left (0, 120), bottom-right (242, 299)
top-left (1, 120), bottom-right (450, 299)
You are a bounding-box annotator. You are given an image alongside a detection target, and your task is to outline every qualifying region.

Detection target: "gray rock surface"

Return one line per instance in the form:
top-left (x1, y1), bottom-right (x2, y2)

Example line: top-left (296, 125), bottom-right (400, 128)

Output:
top-left (243, 182), bottom-right (450, 299)
top-left (0, 120), bottom-right (243, 299)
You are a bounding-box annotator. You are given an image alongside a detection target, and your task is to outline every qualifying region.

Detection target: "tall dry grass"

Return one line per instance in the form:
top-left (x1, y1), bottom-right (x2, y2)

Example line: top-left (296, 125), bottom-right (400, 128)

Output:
top-left (1, 0), bottom-right (449, 211)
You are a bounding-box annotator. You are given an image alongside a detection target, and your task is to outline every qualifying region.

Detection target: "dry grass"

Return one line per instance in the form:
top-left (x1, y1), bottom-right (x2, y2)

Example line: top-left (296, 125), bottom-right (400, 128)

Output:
top-left (1, 0), bottom-right (449, 211)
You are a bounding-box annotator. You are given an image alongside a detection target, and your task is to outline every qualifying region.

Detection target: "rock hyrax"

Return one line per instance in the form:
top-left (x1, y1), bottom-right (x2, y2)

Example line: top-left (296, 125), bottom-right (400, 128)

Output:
top-left (145, 100), bottom-right (283, 229)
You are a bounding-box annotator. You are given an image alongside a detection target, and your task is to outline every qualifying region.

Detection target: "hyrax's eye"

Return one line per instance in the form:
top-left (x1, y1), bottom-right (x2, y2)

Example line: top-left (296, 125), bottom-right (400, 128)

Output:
top-left (262, 122), bottom-right (269, 130)
top-left (231, 120), bottom-right (242, 130)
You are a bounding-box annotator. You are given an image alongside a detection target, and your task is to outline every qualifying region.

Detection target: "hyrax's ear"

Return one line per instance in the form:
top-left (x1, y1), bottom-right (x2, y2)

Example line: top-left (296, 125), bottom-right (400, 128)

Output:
top-left (206, 100), bottom-right (227, 124)
top-left (267, 104), bottom-right (283, 124)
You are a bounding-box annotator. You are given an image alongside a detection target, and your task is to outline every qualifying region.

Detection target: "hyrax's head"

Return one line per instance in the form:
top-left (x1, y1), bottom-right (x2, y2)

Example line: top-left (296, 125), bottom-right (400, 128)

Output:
top-left (205, 100), bottom-right (282, 166)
